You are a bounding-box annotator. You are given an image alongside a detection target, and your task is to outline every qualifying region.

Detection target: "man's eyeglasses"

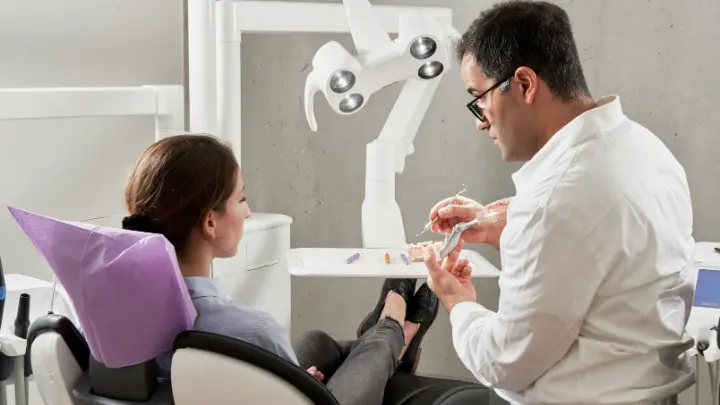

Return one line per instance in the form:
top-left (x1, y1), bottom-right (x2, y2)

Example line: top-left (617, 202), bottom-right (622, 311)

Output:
top-left (465, 73), bottom-right (514, 123)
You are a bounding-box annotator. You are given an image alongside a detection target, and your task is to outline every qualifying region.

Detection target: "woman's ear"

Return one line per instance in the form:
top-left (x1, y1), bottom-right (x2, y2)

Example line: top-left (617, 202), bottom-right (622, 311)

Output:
top-left (201, 210), bottom-right (217, 240)
top-left (514, 66), bottom-right (539, 104)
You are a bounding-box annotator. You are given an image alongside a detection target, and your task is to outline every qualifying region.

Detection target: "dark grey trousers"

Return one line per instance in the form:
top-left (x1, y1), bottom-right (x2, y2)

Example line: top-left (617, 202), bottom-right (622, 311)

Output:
top-left (293, 318), bottom-right (405, 405)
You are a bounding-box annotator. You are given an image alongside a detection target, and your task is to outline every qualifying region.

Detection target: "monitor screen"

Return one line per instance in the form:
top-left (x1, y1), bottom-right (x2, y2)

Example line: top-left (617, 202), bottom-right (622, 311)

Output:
top-left (693, 269), bottom-right (720, 308)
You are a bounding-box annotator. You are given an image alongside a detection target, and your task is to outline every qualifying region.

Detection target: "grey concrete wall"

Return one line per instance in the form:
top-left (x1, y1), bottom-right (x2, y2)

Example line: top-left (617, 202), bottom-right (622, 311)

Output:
top-left (240, 1), bottom-right (720, 404)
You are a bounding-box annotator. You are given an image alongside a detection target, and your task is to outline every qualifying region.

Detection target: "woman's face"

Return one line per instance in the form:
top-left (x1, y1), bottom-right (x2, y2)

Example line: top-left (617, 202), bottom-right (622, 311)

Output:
top-left (211, 169), bottom-right (250, 258)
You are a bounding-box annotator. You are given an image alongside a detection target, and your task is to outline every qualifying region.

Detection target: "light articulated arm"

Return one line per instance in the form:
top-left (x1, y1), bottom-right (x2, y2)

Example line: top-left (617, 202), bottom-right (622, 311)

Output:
top-left (303, 0), bottom-right (460, 248)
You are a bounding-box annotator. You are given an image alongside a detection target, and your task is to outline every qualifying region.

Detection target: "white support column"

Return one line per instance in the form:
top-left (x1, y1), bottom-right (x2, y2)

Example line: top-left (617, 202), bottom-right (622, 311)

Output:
top-left (377, 78), bottom-right (441, 174)
top-left (216, 1), bottom-right (243, 164)
top-left (362, 140), bottom-right (405, 248)
top-left (144, 85), bottom-right (186, 141)
top-left (187, 0), bottom-right (218, 135)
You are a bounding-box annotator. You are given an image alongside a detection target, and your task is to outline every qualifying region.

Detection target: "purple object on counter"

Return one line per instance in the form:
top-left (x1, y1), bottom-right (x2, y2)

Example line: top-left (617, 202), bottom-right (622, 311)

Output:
top-left (7, 207), bottom-right (197, 368)
top-left (346, 252), bottom-right (360, 264)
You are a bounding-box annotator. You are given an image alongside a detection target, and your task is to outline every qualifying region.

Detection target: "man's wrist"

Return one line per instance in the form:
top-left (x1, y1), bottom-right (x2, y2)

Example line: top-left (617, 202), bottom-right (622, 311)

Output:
top-left (441, 295), bottom-right (475, 312)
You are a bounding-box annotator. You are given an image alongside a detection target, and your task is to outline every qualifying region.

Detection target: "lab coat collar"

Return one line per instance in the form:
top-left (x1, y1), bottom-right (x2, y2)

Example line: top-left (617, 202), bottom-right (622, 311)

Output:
top-left (511, 95), bottom-right (625, 193)
top-left (185, 276), bottom-right (220, 299)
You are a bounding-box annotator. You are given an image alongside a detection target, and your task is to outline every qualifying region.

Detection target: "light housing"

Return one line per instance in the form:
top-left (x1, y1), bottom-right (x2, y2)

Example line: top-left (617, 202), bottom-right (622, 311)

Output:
top-left (304, 9), bottom-right (455, 131)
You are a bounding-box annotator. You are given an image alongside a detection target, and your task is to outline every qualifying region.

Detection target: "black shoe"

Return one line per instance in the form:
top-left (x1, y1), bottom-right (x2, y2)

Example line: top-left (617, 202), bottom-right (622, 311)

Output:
top-left (398, 283), bottom-right (439, 373)
top-left (357, 278), bottom-right (416, 338)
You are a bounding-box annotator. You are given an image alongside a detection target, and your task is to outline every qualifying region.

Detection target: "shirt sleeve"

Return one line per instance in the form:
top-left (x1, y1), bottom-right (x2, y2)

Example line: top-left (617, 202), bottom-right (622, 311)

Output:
top-left (449, 203), bottom-right (604, 392)
top-left (246, 315), bottom-right (300, 367)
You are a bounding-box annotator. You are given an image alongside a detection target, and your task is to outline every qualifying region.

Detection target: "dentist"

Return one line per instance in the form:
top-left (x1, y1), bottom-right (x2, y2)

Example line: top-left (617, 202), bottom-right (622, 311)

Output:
top-left (423, 1), bottom-right (695, 404)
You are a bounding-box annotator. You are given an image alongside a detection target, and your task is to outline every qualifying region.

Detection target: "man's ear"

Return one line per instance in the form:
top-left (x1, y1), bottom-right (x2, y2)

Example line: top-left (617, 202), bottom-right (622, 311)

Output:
top-left (514, 66), bottom-right (539, 104)
top-left (201, 210), bottom-right (217, 240)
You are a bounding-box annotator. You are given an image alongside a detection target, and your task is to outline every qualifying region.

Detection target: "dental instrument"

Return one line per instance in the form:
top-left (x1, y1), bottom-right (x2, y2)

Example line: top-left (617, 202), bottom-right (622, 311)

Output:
top-left (413, 184), bottom-right (467, 244)
top-left (438, 210), bottom-right (506, 259)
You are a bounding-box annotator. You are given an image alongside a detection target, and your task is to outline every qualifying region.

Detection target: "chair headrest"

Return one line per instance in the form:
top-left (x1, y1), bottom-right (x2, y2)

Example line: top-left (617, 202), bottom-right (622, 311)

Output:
top-left (9, 207), bottom-right (197, 368)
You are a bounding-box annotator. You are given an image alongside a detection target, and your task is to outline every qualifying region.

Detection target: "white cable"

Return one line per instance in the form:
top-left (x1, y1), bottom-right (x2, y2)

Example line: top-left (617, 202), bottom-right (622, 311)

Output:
top-left (48, 274), bottom-right (57, 314)
top-left (696, 355), bottom-right (700, 405)
top-left (708, 361), bottom-right (717, 405)
top-left (712, 361), bottom-right (720, 404)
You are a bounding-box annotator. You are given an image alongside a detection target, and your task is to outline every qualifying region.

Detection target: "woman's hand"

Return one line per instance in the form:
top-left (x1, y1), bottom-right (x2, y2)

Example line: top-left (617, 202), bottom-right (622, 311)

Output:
top-left (307, 366), bottom-right (324, 381)
top-left (429, 197), bottom-right (511, 249)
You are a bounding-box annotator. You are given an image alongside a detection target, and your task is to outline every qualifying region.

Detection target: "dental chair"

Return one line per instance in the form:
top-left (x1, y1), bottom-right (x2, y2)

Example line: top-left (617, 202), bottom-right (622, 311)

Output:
top-left (28, 314), bottom-right (489, 405)
top-left (171, 330), bottom-right (489, 405)
top-left (13, 207), bottom-right (491, 405)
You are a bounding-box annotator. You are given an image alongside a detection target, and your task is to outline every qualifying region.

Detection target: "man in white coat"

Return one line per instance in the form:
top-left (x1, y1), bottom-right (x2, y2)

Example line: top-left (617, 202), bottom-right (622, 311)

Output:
top-left (423, 2), bottom-right (696, 404)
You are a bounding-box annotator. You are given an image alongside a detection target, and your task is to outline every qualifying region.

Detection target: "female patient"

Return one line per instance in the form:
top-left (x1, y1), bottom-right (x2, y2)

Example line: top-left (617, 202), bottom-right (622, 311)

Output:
top-left (121, 134), bottom-right (441, 405)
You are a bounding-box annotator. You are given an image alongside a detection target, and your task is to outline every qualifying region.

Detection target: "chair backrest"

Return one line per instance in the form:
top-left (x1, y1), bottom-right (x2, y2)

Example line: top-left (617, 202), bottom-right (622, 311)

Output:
top-left (28, 314), bottom-right (174, 405)
top-left (172, 331), bottom-right (340, 405)
top-left (9, 206), bottom-right (197, 369)
top-left (11, 207), bottom-right (193, 405)
top-left (27, 314), bottom-right (89, 405)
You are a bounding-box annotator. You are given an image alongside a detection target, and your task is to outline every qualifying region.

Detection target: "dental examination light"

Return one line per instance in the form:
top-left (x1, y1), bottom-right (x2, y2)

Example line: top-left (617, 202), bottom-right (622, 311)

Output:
top-left (304, 0), bottom-right (460, 249)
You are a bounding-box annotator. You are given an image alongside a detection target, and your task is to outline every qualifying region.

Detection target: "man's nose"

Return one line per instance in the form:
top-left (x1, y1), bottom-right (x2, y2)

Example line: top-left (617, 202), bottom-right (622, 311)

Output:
top-left (476, 119), bottom-right (490, 131)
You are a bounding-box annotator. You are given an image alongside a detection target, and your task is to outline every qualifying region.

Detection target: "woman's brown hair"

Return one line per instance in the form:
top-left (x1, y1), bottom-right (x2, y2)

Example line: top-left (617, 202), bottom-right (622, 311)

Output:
top-left (124, 134), bottom-right (238, 255)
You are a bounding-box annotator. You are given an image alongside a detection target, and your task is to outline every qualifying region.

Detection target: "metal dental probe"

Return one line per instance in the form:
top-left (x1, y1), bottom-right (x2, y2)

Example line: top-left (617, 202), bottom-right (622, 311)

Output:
top-left (412, 184), bottom-right (467, 244)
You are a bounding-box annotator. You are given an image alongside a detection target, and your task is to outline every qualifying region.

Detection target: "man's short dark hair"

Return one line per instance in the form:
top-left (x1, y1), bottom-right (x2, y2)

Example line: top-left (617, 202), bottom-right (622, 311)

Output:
top-left (456, 0), bottom-right (590, 101)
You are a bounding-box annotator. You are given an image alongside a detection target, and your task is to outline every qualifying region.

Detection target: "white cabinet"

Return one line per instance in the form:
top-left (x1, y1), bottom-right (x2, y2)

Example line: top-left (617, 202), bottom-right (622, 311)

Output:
top-left (211, 213), bottom-right (293, 333)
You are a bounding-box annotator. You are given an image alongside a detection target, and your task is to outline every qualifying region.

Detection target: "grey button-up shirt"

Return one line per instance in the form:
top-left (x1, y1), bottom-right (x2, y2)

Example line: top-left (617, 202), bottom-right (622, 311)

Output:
top-left (157, 276), bottom-right (298, 377)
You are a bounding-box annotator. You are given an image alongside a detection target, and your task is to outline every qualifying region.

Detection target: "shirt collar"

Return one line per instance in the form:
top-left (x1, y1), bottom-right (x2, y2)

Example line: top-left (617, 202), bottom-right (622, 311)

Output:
top-left (511, 95), bottom-right (625, 193)
top-left (184, 276), bottom-right (220, 299)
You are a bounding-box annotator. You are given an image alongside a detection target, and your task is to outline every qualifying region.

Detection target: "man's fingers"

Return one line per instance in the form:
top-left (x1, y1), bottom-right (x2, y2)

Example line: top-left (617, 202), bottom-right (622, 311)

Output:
top-left (434, 218), bottom-right (460, 234)
top-left (429, 196), bottom-right (463, 220)
top-left (429, 196), bottom-right (473, 221)
top-left (454, 239), bottom-right (464, 253)
top-left (438, 204), bottom-right (477, 221)
top-left (442, 243), bottom-right (464, 272)
top-left (460, 265), bottom-right (473, 280)
top-left (450, 258), bottom-right (470, 276)
top-left (423, 246), bottom-right (445, 280)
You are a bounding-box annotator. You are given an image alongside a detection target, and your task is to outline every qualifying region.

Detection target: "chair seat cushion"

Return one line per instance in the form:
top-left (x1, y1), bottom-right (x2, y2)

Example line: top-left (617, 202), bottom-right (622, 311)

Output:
top-left (383, 372), bottom-right (490, 405)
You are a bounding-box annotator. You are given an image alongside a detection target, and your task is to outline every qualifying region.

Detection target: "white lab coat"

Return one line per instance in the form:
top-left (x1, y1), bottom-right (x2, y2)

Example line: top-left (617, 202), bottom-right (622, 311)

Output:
top-left (450, 96), bottom-right (695, 405)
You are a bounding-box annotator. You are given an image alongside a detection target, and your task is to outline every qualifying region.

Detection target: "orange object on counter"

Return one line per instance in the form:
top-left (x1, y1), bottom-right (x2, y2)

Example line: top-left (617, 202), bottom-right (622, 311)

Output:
top-left (384, 253), bottom-right (391, 264)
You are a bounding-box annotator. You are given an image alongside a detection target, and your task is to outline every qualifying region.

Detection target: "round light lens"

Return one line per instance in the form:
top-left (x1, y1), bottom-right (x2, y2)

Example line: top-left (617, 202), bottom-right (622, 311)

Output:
top-left (410, 37), bottom-right (437, 60)
top-left (418, 61), bottom-right (444, 80)
top-left (339, 94), bottom-right (364, 113)
top-left (329, 70), bottom-right (356, 94)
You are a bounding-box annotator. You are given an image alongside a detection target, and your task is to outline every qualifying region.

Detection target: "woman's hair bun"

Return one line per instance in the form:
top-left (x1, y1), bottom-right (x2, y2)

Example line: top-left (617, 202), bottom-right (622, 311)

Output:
top-left (121, 215), bottom-right (159, 234)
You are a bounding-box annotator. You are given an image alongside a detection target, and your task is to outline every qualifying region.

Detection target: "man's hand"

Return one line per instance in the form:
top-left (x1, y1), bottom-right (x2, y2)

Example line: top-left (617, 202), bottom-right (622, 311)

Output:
top-left (307, 366), bottom-right (324, 381)
top-left (424, 240), bottom-right (477, 312)
top-left (429, 197), bottom-right (510, 249)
